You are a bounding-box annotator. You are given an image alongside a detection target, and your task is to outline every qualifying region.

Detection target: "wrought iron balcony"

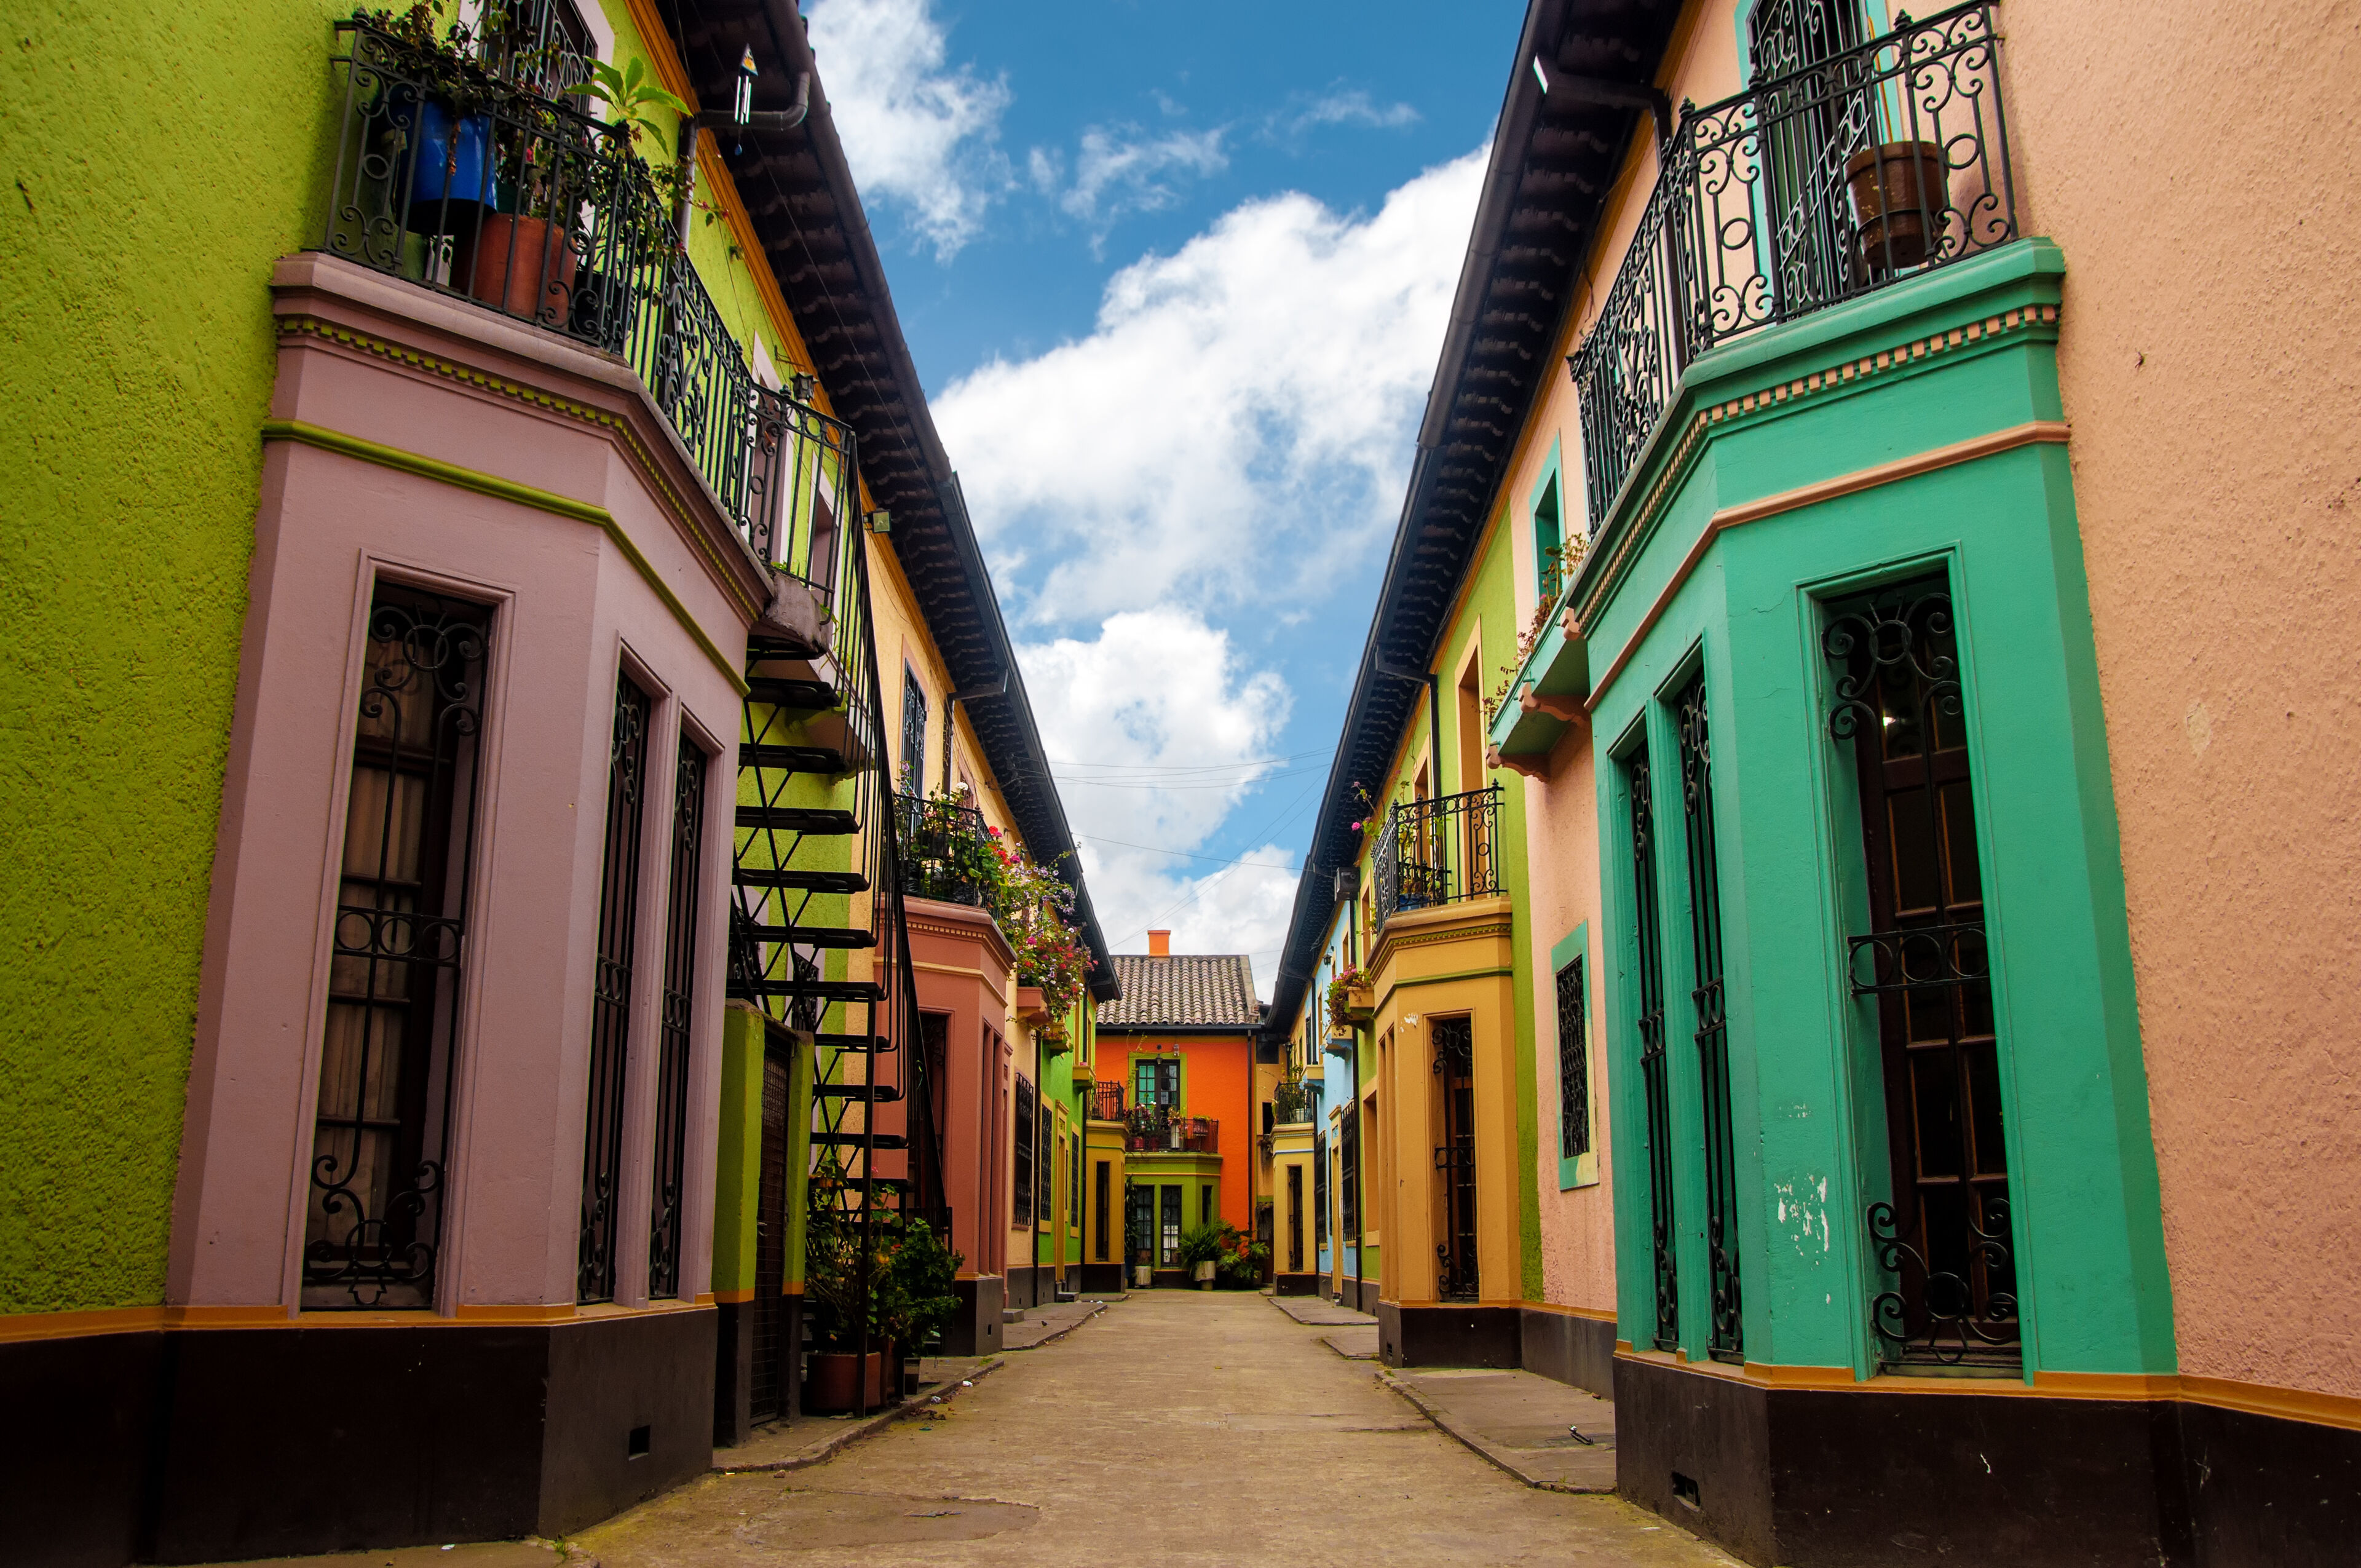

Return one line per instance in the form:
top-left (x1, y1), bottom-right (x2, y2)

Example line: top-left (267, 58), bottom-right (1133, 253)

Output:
top-left (1090, 1081), bottom-right (1127, 1122)
top-left (1567, 2), bottom-right (2015, 531)
top-left (1373, 785), bottom-right (1503, 927)
top-left (893, 792), bottom-right (996, 908)
top-left (317, 20), bottom-right (850, 597)
top-left (1124, 1109), bottom-right (1218, 1155)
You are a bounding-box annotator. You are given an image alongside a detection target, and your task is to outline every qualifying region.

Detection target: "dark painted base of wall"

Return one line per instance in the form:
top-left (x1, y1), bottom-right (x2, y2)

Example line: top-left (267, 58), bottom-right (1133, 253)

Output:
top-left (4, 1309), bottom-right (714, 1568)
top-left (1350, 1278), bottom-right (1379, 1315)
top-left (1377, 1302), bottom-right (1519, 1369)
top-left (945, 1275), bottom-right (1005, 1356)
top-left (1077, 1262), bottom-right (1126, 1294)
top-left (1273, 1272), bottom-right (1321, 1297)
top-left (1517, 1309), bottom-right (1616, 1398)
top-left (713, 1297), bottom-right (753, 1448)
top-left (1613, 1354), bottom-right (2361, 1568)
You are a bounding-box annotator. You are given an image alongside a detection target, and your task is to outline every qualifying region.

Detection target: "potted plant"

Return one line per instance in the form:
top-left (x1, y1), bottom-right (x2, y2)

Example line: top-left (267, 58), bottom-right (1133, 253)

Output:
top-left (875, 1217), bottom-right (962, 1399)
top-left (1327, 965), bottom-right (1372, 1029)
top-left (802, 1172), bottom-right (892, 1413)
top-left (1846, 140), bottom-right (1948, 279)
top-left (1179, 1221), bottom-right (1231, 1291)
top-left (1217, 1230), bottom-right (1271, 1291)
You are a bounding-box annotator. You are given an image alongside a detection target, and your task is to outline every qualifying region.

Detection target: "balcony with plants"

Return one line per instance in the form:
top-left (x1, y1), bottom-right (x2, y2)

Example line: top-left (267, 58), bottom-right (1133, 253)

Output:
top-left (1485, 1), bottom-right (2017, 772)
top-left (1371, 785), bottom-right (1505, 930)
top-left (314, 6), bottom-right (852, 605)
top-left (1123, 1109), bottom-right (1219, 1157)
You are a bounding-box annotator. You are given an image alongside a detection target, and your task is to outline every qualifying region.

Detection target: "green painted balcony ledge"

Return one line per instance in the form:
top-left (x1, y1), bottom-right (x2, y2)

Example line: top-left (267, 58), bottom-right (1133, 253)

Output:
top-left (1486, 237), bottom-right (2068, 770)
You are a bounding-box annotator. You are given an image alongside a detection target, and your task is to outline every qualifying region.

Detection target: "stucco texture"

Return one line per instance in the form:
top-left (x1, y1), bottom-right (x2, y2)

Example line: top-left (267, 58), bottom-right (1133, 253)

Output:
top-left (0, 0), bottom-right (354, 1312)
top-left (2004, 4), bottom-right (2361, 1398)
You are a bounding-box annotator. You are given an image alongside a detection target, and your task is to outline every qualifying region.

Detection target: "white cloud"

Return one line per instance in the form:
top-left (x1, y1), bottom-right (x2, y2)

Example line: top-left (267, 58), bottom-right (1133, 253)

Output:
top-left (1014, 609), bottom-right (1303, 986)
top-left (1282, 89), bottom-right (1421, 135)
top-left (1046, 125), bottom-right (1228, 232)
top-left (805, 0), bottom-right (1011, 259)
top-left (935, 146), bottom-right (1487, 624)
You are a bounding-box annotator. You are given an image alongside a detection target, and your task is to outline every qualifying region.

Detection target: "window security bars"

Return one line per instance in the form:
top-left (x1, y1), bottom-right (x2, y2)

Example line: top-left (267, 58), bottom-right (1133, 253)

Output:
top-left (1339, 1106), bottom-right (1361, 1244)
top-left (579, 674), bottom-right (651, 1303)
top-left (1431, 1016), bottom-right (1479, 1302)
top-left (304, 587), bottom-right (491, 1310)
top-left (1557, 956), bottom-right (1591, 1162)
top-left (647, 739), bottom-right (706, 1298)
top-left (1373, 784), bottom-right (1504, 926)
top-left (1014, 1077), bottom-right (1036, 1228)
top-left (1824, 578), bottom-right (2017, 1370)
top-left (893, 791), bottom-right (994, 907)
top-left (1287, 1165), bottom-right (1305, 1273)
top-left (1125, 1179), bottom-right (1153, 1267)
top-left (1627, 746), bottom-right (1681, 1352)
top-left (1675, 676), bottom-right (1744, 1363)
top-left (900, 678), bottom-right (928, 796)
top-left (320, 22), bottom-right (856, 598)
top-left (1566, 2), bottom-right (2015, 529)
top-left (1094, 1160), bottom-right (1111, 1261)
top-left (1037, 1112), bottom-right (1054, 1235)
top-left (1314, 1133), bottom-right (1330, 1247)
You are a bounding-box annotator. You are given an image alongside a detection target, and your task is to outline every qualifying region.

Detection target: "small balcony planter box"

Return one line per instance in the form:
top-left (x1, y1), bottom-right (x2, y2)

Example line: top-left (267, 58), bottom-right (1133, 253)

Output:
top-left (1016, 984), bottom-right (1048, 1020)
top-left (1344, 985), bottom-right (1374, 1025)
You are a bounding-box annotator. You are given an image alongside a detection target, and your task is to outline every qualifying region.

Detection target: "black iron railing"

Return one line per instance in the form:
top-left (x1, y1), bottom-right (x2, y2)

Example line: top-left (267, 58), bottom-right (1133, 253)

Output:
top-left (893, 793), bottom-right (997, 907)
top-left (1373, 786), bottom-right (1503, 926)
top-left (318, 20), bottom-right (848, 592)
top-left (1567, 2), bottom-right (2015, 529)
top-left (1090, 1082), bottom-right (1127, 1122)
top-left (1125, 1109), bottom-right (1218, 1155)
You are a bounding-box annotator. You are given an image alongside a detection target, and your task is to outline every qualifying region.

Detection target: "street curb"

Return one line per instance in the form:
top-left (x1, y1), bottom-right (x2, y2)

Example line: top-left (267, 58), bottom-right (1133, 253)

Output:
top-left (1004, 1298), bottom-right (1107, 1350)
top-left (1374, 1368), bottom-right (1613, 1496)
top-left (713, 1354), bottom-right (1010, 1475)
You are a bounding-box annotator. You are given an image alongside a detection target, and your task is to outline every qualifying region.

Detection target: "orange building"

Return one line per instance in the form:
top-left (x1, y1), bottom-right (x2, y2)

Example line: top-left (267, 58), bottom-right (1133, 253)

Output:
top-left (1086, 935), bottom-right (1262, 1288)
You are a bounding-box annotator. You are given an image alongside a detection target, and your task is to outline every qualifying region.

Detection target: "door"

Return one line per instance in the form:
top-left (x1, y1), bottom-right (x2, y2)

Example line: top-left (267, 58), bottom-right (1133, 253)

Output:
top-left (1431, 1017), bottom-right (1477, 1301)
top-left (1159, 1184), bottom-right (1183, 1267)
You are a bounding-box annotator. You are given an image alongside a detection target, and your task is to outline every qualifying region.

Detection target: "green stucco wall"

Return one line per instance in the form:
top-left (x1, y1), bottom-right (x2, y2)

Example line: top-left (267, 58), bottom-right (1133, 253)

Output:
top-left (0, 0), bottom-right (361, 1315)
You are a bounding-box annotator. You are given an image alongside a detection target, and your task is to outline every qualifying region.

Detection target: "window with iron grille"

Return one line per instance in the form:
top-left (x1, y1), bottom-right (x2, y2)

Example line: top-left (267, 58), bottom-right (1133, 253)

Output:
top-left (303, 585), bottom-right (491, 1310)
top-left (1556, 954), bottom-right (1591, 1160)
top-left (1013, 1077), bottom-right (1035, 1227)
top-left (1431, 1016), bottom-right (1477, 1302)
top-left (1287, 1164), bottom-right (1304, 1273)
top-left (900, 670), bottom-right (928, 796)
top-left (1675, 673), bottom-right (1743, 1363)
top-left (1339, 1104), bottom-right (1359, 1240)
top-left (648, 738), bottom-right (706, 1298)
top-left (579, 673), bottom-right (651, 1304)
top-left (1626, 743), bottom-right (1680, 1352)
top-left (1824, 573), bottom-right (2018, 1371)
top-left (1094, 1160), bottom-right (1110, 1260)
top-left (1037, 1111), bottom-right (1053, 1231)
top-left (1313, 1133), bottom-right (1329, 1245)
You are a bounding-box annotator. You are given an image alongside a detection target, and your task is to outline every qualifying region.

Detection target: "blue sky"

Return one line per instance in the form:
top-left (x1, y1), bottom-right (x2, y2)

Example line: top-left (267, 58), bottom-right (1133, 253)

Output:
top-left (807, 0), bottom-right (1526, 986)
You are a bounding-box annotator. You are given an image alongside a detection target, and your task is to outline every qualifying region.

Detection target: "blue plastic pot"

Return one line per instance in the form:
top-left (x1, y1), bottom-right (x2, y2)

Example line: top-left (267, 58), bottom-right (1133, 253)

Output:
top-left (397, 97), bottom-right (496, 219)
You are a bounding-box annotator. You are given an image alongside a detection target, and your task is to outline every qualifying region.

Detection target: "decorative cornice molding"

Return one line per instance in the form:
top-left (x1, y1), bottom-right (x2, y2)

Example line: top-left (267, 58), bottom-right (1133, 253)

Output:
top-left (1369, 916), bottom-right (1516, 982)
top-left (274, 312), bottom-right (765, 624)
top-left (1573, 303), bottom-right (2063, 635)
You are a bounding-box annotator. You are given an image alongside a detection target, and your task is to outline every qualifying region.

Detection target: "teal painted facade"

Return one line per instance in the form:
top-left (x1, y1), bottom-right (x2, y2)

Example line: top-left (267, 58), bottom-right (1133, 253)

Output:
top-left (1517, 240), bottom-right (2173, 1378)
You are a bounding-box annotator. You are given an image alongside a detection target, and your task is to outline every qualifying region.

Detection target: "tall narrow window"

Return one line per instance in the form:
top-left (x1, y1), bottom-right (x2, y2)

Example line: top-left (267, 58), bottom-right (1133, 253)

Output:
top-left (1626, 745), bottom-right (1680, 1351)
top-left (899, 671), bottom-right (928, 797)
top-left (1825, 577), bottom-right (2017, 1370)
top-left (648, 739), bottom-right (707, 1298)
top-left (304, 587), bottom-right (490, 1310)
top-left (1037, 1108), bottom-right (1053, 1230)
top-left (1675, 674), bottom-right (1743, 1363)
top-left (1339, 1103), bottom-right (1360, 1245)
top-left (1125, 1178), bottom-right (1153, 1267)
top-left (1013, 1077), bottom-right (1035, 1228)
top-left (1287, 1164), bottom-right (1305, 1273)
top-left (579, 674), bottom-right (650, 1304)
top-left (1313, 1133), bottom-right (1329, 1248)
top-left (1431, 1016), bottom-right (1477, 1301)
top-left (1094, 1160), bottom-right (1111, 1260)
top-left (1534, 475), bottom-right (1565, 600)
top-left (1160, 1184), bottom-right (1182, 1266)
top-left (1556, 955), bottom-right (1591, 1161)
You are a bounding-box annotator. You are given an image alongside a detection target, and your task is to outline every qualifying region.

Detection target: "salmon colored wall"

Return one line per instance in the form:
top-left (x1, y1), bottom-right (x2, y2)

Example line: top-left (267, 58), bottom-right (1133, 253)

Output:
top-left (1104, 1035), bottom-right (1256, 1231)
top-left (1996, 3), bottom-right (2361, 1401)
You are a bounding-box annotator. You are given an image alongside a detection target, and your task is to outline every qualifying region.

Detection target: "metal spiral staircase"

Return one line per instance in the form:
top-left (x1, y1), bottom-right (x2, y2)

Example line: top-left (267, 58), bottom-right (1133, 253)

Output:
top-left (726, 390), bottom-right (943, 1415)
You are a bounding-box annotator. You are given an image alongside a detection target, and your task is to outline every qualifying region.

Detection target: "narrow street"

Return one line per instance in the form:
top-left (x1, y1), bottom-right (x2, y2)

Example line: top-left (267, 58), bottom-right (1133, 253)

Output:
top-left (576, 1294), bottom-right (1737, 1567)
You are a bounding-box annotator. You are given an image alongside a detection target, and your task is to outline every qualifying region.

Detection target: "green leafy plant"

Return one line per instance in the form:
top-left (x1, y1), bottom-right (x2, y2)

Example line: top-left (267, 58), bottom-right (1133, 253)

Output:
top-left (877, 1217), bottom-right (962, 1353)
top-left (1177, 1219), bottom-right (1235, 1270)
top-left (1325, 965), bottom-right (1366, 1030)
top-left (583, 55), bottom-right (689, 148)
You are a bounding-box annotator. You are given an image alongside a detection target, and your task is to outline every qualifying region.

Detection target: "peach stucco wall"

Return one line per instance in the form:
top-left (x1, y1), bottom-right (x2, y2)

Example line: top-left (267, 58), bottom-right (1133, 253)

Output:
top-left (1998, 4), bottom-right (2361, 1400)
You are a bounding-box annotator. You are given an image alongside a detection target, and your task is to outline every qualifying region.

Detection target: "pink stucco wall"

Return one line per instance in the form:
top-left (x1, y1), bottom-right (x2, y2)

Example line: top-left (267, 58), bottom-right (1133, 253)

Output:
top-left (170, 255), bottom-right (758, 1312)
top-left (1999, 4), bottom-right (2361, 1400)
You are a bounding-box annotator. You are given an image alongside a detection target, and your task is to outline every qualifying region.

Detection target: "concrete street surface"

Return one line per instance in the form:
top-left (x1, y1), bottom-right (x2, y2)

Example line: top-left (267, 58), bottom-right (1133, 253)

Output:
top-left (577, 1291), bottom-right (1741, 1567)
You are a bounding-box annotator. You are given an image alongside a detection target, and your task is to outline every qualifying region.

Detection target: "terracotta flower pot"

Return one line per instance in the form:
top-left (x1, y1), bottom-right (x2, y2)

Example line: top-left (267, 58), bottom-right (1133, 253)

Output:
top-left (1845, 140), bottom-right (1948, 278)
top-left (803, 1347), bottom-right (887, 1414)
top-left (468, 212), bottom-right (578, 327)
